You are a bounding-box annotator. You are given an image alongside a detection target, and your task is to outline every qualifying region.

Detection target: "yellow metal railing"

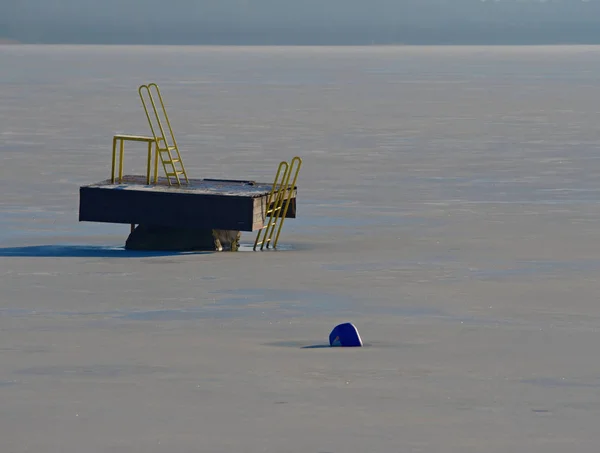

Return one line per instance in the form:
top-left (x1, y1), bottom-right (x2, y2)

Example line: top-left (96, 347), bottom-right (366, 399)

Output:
top-left (138, 83), bottom-right (189, 186)
top-left (253, 156), bottom-right (302, 251)
top-left (111, 134), bottom-right (159, 185)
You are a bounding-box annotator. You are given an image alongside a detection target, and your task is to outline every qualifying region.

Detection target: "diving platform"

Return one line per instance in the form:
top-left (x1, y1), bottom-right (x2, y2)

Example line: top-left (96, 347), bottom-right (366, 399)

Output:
top-left (77, 83), bottom-right (302, 251)
top-left (79, 175), bottom-right (297, 232)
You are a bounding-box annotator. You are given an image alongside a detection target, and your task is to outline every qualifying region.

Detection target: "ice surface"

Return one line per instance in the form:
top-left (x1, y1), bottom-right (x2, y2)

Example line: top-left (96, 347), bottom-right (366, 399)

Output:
top-left (2, 45), bottom-right (600, 453)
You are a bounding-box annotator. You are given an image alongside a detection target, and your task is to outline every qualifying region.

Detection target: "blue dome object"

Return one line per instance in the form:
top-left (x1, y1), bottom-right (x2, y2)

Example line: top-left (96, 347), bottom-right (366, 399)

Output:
top-left (329, 322), bottom-right (363, 347)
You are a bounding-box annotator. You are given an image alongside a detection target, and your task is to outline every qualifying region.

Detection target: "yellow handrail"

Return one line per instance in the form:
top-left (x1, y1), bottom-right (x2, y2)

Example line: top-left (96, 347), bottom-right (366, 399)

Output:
top-left (253, 156), bottom-right (302, 251)
top-left (138, 83), bottom-right (189, 186)
top-left (139, 85), bottom-right (165, 145)
top-left (261, 165), bottom-right (290, 249)
top-left (271, 156), bottom-right (302, 248)
top-left (253, 161), bottom-right (289, 251)
top-left (138, 84), bottom-right (176, 150)
top-left (110, 134), bottom-right (157, 185)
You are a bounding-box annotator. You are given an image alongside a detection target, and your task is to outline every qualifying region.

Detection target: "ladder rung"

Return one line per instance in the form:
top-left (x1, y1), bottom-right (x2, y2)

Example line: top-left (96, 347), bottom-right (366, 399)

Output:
top-left (162, 159), bottom-right (180, 164)
top-left (166, 172), bottom-right (184, 176)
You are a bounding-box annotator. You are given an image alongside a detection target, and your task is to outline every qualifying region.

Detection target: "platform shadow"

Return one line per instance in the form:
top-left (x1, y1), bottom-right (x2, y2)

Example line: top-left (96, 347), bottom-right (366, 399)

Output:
top-left (0, 245), bottom-right (211, 258)
top-left (301, 344), bottom-right (332, 349)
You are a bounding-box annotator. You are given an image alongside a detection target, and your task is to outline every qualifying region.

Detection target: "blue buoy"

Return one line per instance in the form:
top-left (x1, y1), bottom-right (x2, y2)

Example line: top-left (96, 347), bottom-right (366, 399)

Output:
top-left (329, 322), bottom-right (363, 347)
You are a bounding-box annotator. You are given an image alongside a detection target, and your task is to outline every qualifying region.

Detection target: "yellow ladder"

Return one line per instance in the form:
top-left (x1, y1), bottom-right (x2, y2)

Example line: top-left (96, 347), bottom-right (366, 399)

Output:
top-left (253, 156), bottom-right (302, 251)
top-left (138, 83), bottom-right (189, 186)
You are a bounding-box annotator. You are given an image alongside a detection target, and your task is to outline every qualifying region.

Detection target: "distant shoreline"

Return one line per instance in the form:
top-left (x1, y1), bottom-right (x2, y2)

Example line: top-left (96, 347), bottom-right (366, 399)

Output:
top-left (2, 42), bottom-right (600, 48)
top-left (3, 37), bottom-right (600, 47)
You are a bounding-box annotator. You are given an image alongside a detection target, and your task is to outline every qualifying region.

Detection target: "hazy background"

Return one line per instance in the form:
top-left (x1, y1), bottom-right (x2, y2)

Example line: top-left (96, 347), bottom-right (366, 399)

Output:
top-left (2, 0), bottom-right (600, 45)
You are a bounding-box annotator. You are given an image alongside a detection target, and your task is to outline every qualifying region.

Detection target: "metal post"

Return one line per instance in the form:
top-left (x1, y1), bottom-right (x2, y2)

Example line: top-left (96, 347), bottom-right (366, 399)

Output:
top-left (111, 136), bottom-right (117, 183)
top-left (153, 141), bottom-right (159, 184)
top-left (118, 139), bottom-right (125, 183)
top-left (146, 141), bottom-right (152, 185)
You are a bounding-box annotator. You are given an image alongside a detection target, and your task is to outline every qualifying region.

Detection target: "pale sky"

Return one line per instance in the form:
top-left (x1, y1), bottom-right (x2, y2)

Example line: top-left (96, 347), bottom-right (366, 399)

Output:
top-left (2, 0), bottom-right (600, 44)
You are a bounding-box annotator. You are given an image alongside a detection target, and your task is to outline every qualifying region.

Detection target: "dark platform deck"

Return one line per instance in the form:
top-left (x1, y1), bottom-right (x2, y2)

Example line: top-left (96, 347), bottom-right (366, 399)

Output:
top-left (79, 175), bottom-right (297, 232)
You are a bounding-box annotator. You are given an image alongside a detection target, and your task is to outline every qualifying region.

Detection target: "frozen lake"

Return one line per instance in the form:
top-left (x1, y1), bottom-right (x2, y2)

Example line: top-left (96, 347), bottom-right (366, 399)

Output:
top-left (2, 45), bottom-right (600, 452)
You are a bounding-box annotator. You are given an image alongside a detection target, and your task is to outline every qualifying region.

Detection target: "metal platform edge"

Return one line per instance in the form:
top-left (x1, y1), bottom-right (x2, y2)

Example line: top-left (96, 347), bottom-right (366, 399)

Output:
top-left (78, 177), bottom-right (297, 232)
